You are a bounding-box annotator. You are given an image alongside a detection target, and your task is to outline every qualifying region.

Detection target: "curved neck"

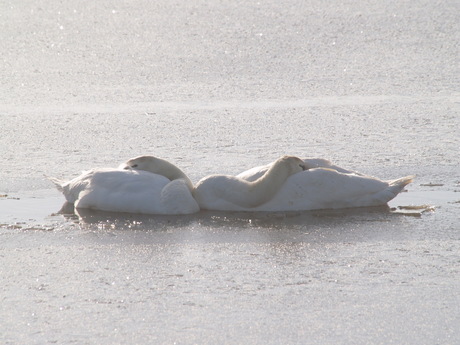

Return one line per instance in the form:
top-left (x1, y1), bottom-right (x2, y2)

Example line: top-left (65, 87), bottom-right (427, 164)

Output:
top-left (240, 160), bottom-right (292, 208)
top-left (157, 159), bottom-right (194, 191)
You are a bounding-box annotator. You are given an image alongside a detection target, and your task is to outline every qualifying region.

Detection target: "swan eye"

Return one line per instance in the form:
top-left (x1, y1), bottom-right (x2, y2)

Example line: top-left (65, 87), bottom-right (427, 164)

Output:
top-left (131, 164), bottom-right (138, 168)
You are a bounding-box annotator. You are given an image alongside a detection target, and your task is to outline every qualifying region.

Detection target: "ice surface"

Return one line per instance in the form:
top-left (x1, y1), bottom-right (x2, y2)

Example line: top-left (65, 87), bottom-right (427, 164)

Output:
top-left (1, 0), bottom-right (459, 344)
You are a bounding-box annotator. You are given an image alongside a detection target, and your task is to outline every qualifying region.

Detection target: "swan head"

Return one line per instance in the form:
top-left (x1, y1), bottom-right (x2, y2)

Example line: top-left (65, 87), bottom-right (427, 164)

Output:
top-left (119, 155), bottom-right (193, 189)
top-left (119, 156), bottom-right (161, 172)
top-left (277, 155), bottom-right (308, 175)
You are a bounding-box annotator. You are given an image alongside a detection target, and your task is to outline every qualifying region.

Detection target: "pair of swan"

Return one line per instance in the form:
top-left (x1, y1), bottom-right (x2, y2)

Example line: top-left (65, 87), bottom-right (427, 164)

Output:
top-left (50, 155), bottom-right (414, 215)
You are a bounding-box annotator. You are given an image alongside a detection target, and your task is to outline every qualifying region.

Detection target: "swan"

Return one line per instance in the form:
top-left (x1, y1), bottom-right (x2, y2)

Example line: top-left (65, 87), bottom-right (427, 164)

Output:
top-left (49, 156), bottom-right (199, 215)
top-left (193, 155), bottom-right (308, 210)
top-left (193, 157), bottom-right (414, 212)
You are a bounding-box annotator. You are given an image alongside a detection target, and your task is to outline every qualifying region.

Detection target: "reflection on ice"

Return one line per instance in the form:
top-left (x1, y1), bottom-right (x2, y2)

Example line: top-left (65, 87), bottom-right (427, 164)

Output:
top-left (63, 201), bottom-right (396, 230)
top-left (55, 191), bottom-right (442, 231)
top-left (0, 188), bottom-right (448, 233)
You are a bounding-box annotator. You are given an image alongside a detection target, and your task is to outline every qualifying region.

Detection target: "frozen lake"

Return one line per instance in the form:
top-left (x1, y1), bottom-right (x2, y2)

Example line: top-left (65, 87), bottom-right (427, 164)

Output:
top-left (1, 0), bottom-right (459, 344)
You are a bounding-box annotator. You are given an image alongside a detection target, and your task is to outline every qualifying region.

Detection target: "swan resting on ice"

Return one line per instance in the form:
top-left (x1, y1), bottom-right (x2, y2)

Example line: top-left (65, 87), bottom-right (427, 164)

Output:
top-left (51, 155), bottom-right (414, 214)
top-left (49, 156), bottom-right (199, 215)
top-left (193, 157), bottom-right (414, 212)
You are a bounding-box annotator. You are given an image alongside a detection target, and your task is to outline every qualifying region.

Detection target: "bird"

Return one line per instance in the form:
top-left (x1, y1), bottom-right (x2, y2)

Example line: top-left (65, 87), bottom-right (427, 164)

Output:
top-left (49, 156), bottom-right (199, 215)
top-left (193, 157), bottom-right (414, 212)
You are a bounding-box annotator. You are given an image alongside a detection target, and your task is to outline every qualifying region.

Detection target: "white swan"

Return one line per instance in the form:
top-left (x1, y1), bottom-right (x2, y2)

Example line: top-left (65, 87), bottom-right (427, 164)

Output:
top-left (193, 155), bottom-right (308, 210)
top-left (50, 156), bottom-right (199, 215)
top-left (193, 157), bottom-right (414, 212)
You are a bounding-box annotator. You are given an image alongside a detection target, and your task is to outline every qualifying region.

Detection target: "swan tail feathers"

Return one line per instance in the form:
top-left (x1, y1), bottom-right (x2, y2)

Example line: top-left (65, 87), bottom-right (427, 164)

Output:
top-left (388, 175), bottom-right (415, 195)
top-left (390, 175), bottom-right (415, 187)
top-left (47, 176), bottom-right (65, 192)
top-left (46, 175), bottom-right (82, 204)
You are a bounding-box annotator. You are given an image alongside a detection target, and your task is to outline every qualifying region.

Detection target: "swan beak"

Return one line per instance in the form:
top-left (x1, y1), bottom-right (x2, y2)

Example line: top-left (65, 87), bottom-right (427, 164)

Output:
top-left (117, 162), bottom-right (131, 170)
top-left (301, 164), bottom-right (308, 171)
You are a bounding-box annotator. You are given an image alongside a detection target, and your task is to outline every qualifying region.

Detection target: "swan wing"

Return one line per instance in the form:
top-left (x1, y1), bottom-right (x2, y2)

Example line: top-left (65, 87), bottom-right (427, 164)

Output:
top-left (301, 158), bottom-right (364, 175)
top-left (254, 169), bottom-right (413, 211)
top-left (74, 170), bottom-right (169, 214)
top-left (73, 170), bottom-right (199, 215)
top-left (51, 168), bottom-right (116, 203)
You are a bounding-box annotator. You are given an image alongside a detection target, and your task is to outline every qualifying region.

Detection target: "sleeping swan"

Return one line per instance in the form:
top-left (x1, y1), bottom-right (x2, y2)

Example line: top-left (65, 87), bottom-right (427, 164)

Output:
top-left (194, 157), bottom-right (414, 212)
top-left (50, 156), bottom-right (199, 215)
top-left (193, 155), bottom-right (308, 210)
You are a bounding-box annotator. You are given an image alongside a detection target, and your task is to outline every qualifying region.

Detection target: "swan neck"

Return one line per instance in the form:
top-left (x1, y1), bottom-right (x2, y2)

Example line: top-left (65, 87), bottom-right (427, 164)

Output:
top-left (244, 160), bottom-right (291, 207)
top-left (160, 161), bottom-right (194, 191)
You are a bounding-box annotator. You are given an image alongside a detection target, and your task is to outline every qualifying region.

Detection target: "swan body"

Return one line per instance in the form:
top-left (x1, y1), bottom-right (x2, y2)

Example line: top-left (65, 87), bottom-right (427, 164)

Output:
top-left (50, 156), bottom-right (199, 215)
top-left (194, 158), bottom-right (414, 212)
top-left (193, 155), bottom-right (307, 210)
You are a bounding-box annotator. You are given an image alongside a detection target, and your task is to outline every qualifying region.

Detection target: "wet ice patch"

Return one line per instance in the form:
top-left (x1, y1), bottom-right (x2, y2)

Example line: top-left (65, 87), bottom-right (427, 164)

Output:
top-left (390, 204), bottom-right (436, 217)
top-left (0, 189), bottom-right (64, 229)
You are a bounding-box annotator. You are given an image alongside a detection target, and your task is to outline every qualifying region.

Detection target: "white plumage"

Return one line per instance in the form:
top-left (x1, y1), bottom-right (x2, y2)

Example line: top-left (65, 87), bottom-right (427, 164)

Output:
top-left (51, 155), bottom-right (414, 215)
top-left (193, 158), bottom-right (414, 212)
top-left (50, 157), bottom-right (199, 215)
